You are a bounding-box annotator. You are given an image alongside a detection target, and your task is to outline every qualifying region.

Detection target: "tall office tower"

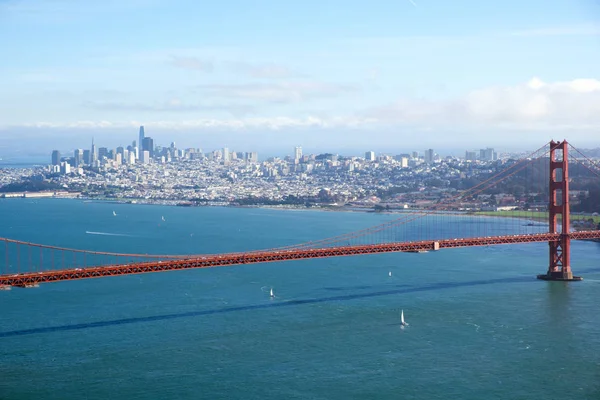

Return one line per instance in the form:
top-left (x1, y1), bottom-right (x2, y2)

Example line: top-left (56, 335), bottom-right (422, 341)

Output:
top-left (142, 137), bottom-right (154, 158)
top-left (248, 152), bottom-right (258, 162)
top-left (98, 147), bottom-right (109, 161)
top-left (465, 151), bottom-right (477, 161)
top-left (411, 151), bottom-right (418, 159)
top-left (139, 126), bottom-right (145, 150)
top-left (123, 149), bottom-right (129, 163)
top-left (141, 150), bottom-right (150, 164)
top-left (294, 146), bottom-right (303, 161)
top-left (400, 157), bottom-right (409, 168)
top-left (134, 146), bottom-right (139, 160)
top-left (128, 151), bottom-right (136, 164)
top-left (51, 150), bottom-right (61, 166)
top-left (60, 162), bottom-right (71, 174)
top-left (116, 146), bottom-right (124, 156)
top-left (83, 150), bottom-right (91, 165)
top-left (424, 149), bottom-right (434, 164)
top-left (73, 149), bottom-right (83, 167)
top-left (222, 147), bottom-right (230, 162)
top-left (365, 151), bottom-right (375, 161)
top-left (90, 138), bottom-right (97, 165)
top-left (479, 147), bottom-right (497, 161)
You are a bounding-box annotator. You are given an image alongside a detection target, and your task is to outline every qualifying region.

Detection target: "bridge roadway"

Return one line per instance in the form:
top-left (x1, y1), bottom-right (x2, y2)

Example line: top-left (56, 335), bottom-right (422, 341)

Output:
top-left (2, 231), bottom-right (600, 287)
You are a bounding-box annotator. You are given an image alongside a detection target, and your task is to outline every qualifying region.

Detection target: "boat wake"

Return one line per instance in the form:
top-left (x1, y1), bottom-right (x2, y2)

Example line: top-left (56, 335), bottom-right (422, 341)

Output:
top-left (467, 322), bottom-right (481, 332)
top-left (85, 231), bottom-right (133, 237)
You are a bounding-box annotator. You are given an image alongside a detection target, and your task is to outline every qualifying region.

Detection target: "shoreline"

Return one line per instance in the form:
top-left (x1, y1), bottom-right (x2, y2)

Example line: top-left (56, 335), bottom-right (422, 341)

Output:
top-left (5, 195), bottom-right (594, 223)
top-left (3, 194), bottom-right (599, 228)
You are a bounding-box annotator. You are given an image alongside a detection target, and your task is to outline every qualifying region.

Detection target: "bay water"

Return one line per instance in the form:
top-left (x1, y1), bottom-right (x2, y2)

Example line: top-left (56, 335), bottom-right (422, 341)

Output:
top-left (0, 199), bottom-right (599, 399)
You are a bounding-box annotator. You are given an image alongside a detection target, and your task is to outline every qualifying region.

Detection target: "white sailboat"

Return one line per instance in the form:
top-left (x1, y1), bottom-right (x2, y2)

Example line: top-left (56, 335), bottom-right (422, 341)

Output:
top-left (401, 309), bottom-right (408, 326)
top-left (161, 216), bottom-right (166, 222)
top-left (113, 211), bottom-right (117, 216)
top-left (389, 271), bottom-right (392, 277)
top-left (270, 288), bottom-right (274, 298)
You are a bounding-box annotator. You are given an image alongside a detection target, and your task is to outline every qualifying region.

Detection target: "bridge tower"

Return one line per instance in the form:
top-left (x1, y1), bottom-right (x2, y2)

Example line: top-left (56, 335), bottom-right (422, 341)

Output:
top-left (538, 140), bottom-right (582, 281)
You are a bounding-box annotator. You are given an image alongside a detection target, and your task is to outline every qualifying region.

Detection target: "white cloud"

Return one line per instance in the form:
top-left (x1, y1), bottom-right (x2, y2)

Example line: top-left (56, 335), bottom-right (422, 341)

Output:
top-left (17, 116), bottom-right (376, 130)
top-left (194, 81), bottom-right (358, 103)
top-left (169, 56), bottom-right (214, 72)
top-left (365, 77), bottom-right (600, 130)
top-left (84, 99), bottom-right (255, 115)
top-left (228, 62), bottom-right (298, 79)
top-left (8, 78), bottom-right (600, 134)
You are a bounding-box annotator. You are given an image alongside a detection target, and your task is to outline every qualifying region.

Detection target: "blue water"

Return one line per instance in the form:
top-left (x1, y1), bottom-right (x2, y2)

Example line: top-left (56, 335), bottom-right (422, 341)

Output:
top-left (1, 199), bottom-right (599, 399)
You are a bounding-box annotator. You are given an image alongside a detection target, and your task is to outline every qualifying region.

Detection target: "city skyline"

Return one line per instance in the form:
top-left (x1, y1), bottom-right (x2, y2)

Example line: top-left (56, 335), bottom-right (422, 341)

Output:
top-left (1, 0), bottom-right (599, 151)
top-left (2, 124), bottom-right (596, 164)
top-left (41, 125), bottom-right (511, 176)
top-left (46, 125), bottom-right (506, 166)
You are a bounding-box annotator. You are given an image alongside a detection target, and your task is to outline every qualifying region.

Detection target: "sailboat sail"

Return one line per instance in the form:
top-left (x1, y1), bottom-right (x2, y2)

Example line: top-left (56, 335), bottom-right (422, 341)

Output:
top-left (401, 310), bottom-right (405, 325)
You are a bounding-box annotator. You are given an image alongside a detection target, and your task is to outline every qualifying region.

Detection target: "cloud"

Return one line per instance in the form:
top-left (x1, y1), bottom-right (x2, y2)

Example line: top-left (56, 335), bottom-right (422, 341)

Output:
top-left (8, 78), bottom-right (600, 134)
top-left (169, 56), bottom-right (214, 72)
top-left (17, 72), bottom-right (61, 83)
top-left (168, 57), bottom-right (298, 79)
top-left (364, 77), bottom-right (600, 130)
top-left (194, 81), bottom-right (358, 104)
top-left (228, 62), bottom-right (299, 79)
top-left (16, 116), bottom-right (376, 131)
top-left (83, 99), bottom-right (254, 115)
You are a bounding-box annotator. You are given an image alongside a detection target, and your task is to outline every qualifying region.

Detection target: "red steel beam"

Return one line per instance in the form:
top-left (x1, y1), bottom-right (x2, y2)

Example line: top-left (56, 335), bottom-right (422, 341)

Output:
top-left (2, 231), bottom-right (599, 287)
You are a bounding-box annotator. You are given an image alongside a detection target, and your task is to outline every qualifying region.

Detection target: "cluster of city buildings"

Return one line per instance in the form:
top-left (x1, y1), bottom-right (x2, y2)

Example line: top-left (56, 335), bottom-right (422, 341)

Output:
top-left (2, 126), bottom-right (512, 208)
top-left (50, 126), bottom-right (259, 175)
top-left (48, 126), bottom-right (499, 176)
top-left (21, 127), bottom-right (509, 207)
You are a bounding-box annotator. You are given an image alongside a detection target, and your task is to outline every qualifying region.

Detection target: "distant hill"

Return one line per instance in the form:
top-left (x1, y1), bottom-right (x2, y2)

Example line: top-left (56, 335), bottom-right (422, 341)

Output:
top-left (579, 148), bottom-right (600, 158)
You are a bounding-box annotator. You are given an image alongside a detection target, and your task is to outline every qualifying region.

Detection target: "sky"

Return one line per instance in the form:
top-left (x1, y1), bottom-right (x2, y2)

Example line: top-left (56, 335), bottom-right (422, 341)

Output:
top-left (1, 0), bottom-right (599, 157)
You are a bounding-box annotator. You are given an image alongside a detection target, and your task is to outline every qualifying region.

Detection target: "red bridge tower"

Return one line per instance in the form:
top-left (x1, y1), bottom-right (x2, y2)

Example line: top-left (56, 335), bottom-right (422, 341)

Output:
top-left (538, 140), bottom-right (582, 281)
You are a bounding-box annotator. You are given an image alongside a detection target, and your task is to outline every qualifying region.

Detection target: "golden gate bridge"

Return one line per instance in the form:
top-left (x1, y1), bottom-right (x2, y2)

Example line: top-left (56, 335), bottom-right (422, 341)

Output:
top-left (1, 140), bottom-right (599, 289)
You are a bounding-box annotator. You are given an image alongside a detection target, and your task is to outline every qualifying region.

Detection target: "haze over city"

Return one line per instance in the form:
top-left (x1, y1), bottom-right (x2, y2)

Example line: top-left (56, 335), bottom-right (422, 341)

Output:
top-left (1, 0), bottom-right (600, 156)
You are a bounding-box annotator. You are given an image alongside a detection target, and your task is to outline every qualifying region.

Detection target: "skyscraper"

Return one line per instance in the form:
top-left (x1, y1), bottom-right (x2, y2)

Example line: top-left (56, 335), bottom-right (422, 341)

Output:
top-left (142, 137), bottom-right (154, 158)
top-left (73, 149), bottom-right (83, 167)
top-left (465, 151), bottom-right (477, 161)
top-left (425, 149), bottom-right (435, 164)
top-left (223, 147), bottom-right (230, 162)
top-left (90, 138), bottom-right (97, 165)
top-left (98, 147), bottom-right (108, 161)
top-left (83, 150), bottom-right (91, 165)
top-left (139, 126), bottom-right (145, 150)
top-left (479, 148), bottom-right (497, 161)
top-left (51, 150), bottom-right (61, 166)
top-left (294, 146), bottom-right (303, 161)
top-left (365, 151), bottom-right (375, 161)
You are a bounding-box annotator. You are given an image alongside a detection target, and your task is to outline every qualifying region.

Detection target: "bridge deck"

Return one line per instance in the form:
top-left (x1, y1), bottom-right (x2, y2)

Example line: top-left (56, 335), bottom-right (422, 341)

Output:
top-left (2, 231), bottom-right (599, 287)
